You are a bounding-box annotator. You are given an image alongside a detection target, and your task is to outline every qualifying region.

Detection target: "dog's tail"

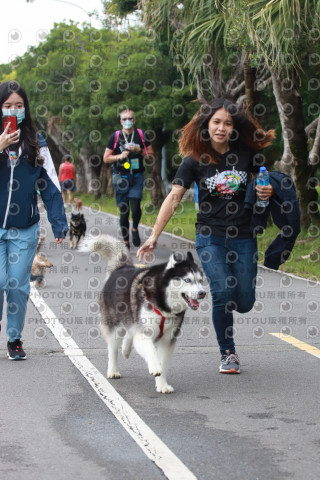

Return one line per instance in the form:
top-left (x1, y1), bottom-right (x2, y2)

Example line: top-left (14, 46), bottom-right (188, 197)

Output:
top-left (79, 234), bottom-right (132, 280)
top-left (36, 234), bottom-right (46, 254)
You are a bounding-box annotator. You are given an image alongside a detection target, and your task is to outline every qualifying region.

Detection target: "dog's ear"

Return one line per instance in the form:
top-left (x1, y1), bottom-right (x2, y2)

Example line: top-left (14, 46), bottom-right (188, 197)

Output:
top-left (166, 253), bottom-right (178, 270)
top-left (186, 251), bottom-right (194, 263)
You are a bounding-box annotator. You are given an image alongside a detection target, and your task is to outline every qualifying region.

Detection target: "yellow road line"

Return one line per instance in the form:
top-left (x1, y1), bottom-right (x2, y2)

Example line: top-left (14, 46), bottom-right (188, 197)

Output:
top-left (270, 333), bottom-right (320, 359)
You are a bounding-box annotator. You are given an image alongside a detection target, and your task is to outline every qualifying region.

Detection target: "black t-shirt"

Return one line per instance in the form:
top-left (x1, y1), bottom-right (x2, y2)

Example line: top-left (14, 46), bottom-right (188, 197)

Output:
top-left (172, 145), bottom-right (260, 238)
top-left (107, 129), bottom-right (150, 174)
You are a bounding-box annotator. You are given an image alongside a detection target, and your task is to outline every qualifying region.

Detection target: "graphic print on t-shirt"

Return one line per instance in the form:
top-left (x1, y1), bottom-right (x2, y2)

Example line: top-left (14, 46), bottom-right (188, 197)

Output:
top-left (205, 167), bottom-right (248, 199)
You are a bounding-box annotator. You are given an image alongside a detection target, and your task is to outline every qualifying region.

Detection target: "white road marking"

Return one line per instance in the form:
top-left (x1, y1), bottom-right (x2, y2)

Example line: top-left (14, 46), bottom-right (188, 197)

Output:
top-left (30, 286), bottom-right (198, 480)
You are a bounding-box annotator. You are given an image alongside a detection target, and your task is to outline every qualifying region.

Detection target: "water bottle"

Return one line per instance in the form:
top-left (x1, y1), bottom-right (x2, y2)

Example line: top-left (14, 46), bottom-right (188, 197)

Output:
top-left (256, 166), bottom-right (269, 207)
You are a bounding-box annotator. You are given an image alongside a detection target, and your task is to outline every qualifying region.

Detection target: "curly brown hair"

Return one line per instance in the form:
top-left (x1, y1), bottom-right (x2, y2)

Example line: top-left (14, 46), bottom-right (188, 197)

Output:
top-left (179, 98), bottom-right (275, 164)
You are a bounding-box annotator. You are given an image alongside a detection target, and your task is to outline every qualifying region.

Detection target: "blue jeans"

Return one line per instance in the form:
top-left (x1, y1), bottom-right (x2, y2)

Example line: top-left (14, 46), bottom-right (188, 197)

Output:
top-left (196, 234), bottom-right (257, 354)
top-left (0, 224), bottom-right (39, 342)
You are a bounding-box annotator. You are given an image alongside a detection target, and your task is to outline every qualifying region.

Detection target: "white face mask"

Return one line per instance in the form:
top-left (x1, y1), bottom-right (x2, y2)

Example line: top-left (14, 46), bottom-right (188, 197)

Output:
top-left (122, 120), bottom-right (134, 129)
top-left (2, 108), bottom-right (26, 124)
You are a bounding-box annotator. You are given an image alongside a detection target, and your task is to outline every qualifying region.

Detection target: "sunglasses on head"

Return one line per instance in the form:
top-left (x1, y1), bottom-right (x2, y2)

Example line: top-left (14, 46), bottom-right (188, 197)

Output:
top-left (121, 117), bottom-right (134, 121)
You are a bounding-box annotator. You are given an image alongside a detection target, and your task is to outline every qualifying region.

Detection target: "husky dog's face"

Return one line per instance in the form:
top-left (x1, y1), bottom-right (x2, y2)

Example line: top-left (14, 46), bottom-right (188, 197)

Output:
top-left (165, 252), bottom-right (206, 313)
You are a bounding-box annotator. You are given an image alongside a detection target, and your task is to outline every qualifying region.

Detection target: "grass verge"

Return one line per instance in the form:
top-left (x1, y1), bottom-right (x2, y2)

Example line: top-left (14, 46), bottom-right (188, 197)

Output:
top-left (80, 192), bottom-right (320, 281)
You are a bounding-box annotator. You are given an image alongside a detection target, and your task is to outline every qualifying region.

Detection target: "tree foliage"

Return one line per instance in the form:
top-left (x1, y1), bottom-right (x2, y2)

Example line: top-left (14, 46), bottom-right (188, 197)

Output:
top-left (0, 21), bottom-right (197, 201)
top-left (138, 0), bottom-right (320, 228)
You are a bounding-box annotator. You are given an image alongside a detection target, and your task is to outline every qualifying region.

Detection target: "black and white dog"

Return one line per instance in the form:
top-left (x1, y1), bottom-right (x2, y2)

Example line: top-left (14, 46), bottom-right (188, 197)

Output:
top-left (81, 234), bottom-right (206, 393)
top-left (69, 212), bottom-right (86, 249)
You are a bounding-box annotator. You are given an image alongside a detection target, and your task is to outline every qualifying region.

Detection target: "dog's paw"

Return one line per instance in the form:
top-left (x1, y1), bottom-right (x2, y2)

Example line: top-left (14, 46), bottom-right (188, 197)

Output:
top-left (149, 364), bottom-right (162, 377)
top-left (107, 371), bottom-right (121, 379)
top-left (156, 383), bottom-right (175, 394)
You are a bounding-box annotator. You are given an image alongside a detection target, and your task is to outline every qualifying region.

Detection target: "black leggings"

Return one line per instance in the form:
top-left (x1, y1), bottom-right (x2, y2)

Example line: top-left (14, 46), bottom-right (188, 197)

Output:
top-left (119, 198), bottom-right (142, 242)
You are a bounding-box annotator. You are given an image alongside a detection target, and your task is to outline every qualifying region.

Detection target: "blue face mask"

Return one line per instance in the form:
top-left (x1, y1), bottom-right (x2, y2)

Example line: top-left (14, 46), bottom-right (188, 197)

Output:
top-left (122, 120), bottom-right (134, 129)
top-left (2, 108), bottom-right (26, 124)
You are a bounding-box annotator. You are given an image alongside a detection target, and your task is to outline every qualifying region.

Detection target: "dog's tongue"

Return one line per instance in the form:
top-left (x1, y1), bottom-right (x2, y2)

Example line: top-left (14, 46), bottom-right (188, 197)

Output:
top-left (189, 298), bottom-right (199, 309)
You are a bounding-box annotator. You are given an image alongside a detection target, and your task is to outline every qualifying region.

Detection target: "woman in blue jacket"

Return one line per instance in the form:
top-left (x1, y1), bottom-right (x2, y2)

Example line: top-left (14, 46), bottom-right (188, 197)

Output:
top-left (0, 81), bottom-right (68, 360)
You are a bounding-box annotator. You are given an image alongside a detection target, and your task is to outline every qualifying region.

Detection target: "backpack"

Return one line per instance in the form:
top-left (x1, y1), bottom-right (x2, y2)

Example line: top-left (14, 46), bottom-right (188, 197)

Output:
top-left (105, 129), bottom-right (149, 158)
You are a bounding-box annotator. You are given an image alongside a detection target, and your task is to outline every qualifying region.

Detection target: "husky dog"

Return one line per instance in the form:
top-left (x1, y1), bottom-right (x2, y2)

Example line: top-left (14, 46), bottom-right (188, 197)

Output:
top-left (69, 212), bottom-right (86, 248)
top-left (81, 234), bottom-right (206, 393)
top-left (31, 235), bottom-right (53, 288)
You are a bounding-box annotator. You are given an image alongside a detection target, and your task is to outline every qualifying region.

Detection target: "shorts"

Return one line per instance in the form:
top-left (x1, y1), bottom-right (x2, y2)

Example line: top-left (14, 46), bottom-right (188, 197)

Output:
top-left (112, 172), bottom-right (144, 205)
top-left (61, 179), bottom-right (76, 191)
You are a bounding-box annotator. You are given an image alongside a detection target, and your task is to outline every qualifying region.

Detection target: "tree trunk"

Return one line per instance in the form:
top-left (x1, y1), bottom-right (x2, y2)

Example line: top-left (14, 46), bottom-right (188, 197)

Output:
top-left (271, 73), bottom-right (320, 229)
top-left (45, 116), bottom-right (70, 172)
top-left (99, 162), bottom-right (114, 198)
top-left (147, 128), bottom-right (167, 206)
top-left (243, 52), bottom-right (257, 113)
top-left (77, 146), bottom-right (102, 197)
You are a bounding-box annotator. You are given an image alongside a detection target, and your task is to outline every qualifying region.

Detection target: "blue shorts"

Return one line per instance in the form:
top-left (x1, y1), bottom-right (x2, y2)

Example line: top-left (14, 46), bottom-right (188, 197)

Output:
top-left (61, 179), bottom-right (76, 191)
top-left (112, 172), bottom-right (144, 205)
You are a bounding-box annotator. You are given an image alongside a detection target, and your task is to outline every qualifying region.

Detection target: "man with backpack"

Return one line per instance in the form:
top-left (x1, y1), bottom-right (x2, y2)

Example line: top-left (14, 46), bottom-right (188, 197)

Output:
top-left (103, 109), bottom-right (153, 248)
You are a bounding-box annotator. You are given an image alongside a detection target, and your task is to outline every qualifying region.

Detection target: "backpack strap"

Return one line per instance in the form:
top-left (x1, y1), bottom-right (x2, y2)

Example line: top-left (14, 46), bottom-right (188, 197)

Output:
top-left (105, 130), bottom-right (120, 158)
top-left (137, 129), bottom-right (149, 157)
top-left (106, 129), bottom-right (149, 158)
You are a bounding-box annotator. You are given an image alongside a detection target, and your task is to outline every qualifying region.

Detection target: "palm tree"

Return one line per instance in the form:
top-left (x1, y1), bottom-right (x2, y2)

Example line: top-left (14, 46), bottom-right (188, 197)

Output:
top-left (140, 0), bottom-right (320, 228)
top-left (248, 0), bottom-right (320, 228)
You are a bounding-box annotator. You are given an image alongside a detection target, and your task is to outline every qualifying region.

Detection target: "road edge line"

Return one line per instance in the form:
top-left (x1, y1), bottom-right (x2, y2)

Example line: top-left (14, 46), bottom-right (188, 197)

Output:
top-left (30, 285), bottom-right (198, 480)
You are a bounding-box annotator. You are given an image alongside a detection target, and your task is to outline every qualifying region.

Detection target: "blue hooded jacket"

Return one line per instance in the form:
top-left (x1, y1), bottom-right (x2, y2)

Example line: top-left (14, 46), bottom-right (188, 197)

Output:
top-left (0, 135), bottom-right (68, 238)
top-left (244, 171), bottom-right (301, 270)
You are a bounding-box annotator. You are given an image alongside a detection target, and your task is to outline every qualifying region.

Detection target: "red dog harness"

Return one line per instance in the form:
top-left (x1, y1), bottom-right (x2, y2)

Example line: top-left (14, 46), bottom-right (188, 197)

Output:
top-left (145, 296), bottom-right (166, 339)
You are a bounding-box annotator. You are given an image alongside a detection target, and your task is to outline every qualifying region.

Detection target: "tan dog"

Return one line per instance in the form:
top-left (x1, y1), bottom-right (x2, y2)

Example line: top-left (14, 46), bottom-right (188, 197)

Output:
top-left (74, 197), bottom-right (83, 211)
top-left (31, 235), bottom-right (53, 288)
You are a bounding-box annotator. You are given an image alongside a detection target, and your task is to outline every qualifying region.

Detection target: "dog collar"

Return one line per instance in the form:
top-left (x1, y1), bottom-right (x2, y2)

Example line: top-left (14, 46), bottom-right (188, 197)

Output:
top-left (145, 295), bottom-right (166, 338)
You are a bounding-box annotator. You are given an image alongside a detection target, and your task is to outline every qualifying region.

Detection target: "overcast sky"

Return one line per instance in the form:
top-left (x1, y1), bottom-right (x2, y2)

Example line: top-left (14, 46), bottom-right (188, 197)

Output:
top-left (1, 0), bottom-right (105, 65)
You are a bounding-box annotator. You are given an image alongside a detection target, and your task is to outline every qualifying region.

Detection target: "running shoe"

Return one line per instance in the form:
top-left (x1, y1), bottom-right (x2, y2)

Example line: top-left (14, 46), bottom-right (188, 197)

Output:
top-left (7, 340), bottom-right (27, 360)
top-left (132, 229), bottom-right (141, 247)
top-left (219, 350), bottom-right (240, 374)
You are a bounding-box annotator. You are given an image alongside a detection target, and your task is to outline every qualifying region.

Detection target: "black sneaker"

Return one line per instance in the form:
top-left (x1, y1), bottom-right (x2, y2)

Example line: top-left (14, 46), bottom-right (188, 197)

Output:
top-left (7, 340), bottom-right (27, 360)
top-left (132, 229), bottom-right (141, 247)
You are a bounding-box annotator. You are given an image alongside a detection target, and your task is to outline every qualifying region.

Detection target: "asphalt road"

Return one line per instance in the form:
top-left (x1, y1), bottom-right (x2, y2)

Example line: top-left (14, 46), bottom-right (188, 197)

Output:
top-left (0, 205), bottom-right (319, 480)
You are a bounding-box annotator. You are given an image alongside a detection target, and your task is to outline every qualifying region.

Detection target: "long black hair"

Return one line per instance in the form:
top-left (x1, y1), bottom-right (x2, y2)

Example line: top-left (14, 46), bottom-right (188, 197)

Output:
top-left (0, 81), bottom-right (42, 166)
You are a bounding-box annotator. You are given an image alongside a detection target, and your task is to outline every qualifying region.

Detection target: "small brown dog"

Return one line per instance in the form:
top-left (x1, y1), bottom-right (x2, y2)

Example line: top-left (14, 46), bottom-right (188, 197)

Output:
top-left (31, 235), bottom-right (53, 288)
top-left (73, 197), bottom-right (83, 212)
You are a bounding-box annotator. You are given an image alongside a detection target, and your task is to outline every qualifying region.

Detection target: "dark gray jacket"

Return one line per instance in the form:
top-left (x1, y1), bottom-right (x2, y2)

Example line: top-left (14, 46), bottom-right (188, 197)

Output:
top-left (244, 171), bottom-right (301, 270)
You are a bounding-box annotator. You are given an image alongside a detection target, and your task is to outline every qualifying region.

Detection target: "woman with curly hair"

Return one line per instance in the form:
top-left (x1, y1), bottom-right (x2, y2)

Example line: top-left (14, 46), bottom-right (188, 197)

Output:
top-left (137, 98), bottom-right (275, 374)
